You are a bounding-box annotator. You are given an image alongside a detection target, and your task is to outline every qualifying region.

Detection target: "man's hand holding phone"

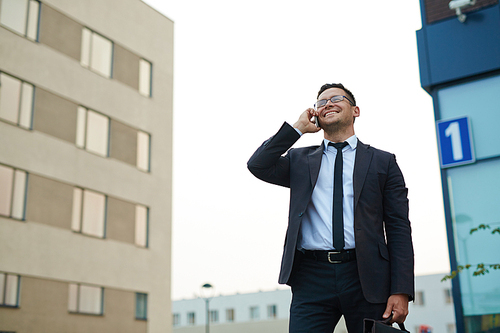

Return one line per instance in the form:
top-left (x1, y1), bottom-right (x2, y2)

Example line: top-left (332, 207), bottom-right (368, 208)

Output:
top-left (293, 108), bottom-right (321, 135)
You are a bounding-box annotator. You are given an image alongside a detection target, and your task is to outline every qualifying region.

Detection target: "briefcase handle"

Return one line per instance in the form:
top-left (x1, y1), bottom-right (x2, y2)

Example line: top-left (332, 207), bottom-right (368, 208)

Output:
top-left (381, 314), bottom-right (409, 332)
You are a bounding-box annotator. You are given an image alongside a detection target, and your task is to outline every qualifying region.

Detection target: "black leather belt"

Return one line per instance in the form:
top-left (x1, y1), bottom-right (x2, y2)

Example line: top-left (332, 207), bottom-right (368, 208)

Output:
top-left (302, 249), bottom-right (356, 263)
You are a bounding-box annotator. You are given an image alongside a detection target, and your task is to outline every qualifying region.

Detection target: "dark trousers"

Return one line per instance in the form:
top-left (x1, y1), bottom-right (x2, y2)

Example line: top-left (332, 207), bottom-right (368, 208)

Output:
top-left (289, 252), bottom-right (386, 333)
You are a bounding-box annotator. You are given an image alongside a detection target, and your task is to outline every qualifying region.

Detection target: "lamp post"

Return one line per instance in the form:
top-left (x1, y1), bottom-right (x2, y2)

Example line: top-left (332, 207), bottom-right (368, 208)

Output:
top-left (200, 283), bottom-right (214, 333)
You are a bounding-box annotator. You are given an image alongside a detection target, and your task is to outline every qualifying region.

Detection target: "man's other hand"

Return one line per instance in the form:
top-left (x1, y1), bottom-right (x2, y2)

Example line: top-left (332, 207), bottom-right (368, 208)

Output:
top-left (383, 294), bottom-right (409, 323)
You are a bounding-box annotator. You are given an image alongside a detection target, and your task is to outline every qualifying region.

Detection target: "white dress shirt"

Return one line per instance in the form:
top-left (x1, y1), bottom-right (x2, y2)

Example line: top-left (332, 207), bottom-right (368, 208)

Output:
top-left (298, 135), bottom-right (357, 251)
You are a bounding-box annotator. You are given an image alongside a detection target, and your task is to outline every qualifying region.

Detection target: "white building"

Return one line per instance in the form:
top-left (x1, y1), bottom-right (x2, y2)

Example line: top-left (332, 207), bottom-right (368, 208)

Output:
top-left (172, 274), bottom-right (455, 333)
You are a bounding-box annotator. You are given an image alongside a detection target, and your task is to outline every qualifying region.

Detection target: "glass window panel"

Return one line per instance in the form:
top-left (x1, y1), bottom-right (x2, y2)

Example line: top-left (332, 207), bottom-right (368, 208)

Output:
top-left (139, 59), bottom-right (151, 96)
top-left (75, 107), bottom-right (87, 148)
top-left (90, 33), bottom-right (112, 78)
top-left (438, 74), bottom-right (500, 159)
top-left (0, 0), bottom-right (29, 35)
top-left (5, 274), bottom-right (19, 306)
top-left (135, 205), bottom-right (148, 247)
top-left (136, 293), bottom-right (147, 319)
top-left (137, 131), bottom-right (150, 171)
top-left (0, 73), bottom-right (22, 124)
top-left (78, 285), bottom-right (102, 314)
top-left (447, 159), bottom-right (500, 315)
top-left (173, 313), bottom-right (180, 326)
top-left (0, 165), bottom-right (14, 216)
top-left (226, 308), bottom-right (234, 322)
top-left (80, 28), bottom-right (91, 68)
top-left (81, 190), bottom-right (105, 238)
top-left (26, 0), bottom-right (39, 41)
top-left (250, 306), bottom-right (259, 319)
top-left (0, 273), bottom-right (5, 304)
top-left (11, 170), bottom-right (26, 219)
top-left (68, 283), bottom-right (78, 312)
top-left (86, 110), bottom-right (109, 156)
top-left (188, 312), bottom-right (195, 324)
top-left (71, 188), bottom-right (82, 232)
top-left (19, 82), bottom-right (33, 129)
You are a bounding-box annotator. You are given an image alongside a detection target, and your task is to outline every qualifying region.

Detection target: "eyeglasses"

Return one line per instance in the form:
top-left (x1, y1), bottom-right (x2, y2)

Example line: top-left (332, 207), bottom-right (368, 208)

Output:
top-left (314, 95), bottom-right (354, 110)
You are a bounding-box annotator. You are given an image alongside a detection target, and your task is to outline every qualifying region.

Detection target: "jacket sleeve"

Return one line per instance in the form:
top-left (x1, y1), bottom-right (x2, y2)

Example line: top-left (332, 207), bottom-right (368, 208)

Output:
top-left (247, 122), bottom-right (301, 188)
top-left (383, 154), bottom-right (415, 301)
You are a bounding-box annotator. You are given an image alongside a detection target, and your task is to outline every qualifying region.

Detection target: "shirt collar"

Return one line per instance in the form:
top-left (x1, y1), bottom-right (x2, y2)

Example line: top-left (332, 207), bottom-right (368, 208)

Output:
top-left (323, 135), bottom-right (358, 153)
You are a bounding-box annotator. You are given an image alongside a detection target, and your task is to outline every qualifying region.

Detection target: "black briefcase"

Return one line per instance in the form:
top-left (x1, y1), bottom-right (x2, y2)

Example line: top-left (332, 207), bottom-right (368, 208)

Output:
top-left (363, 316), bottom-right (410, 333)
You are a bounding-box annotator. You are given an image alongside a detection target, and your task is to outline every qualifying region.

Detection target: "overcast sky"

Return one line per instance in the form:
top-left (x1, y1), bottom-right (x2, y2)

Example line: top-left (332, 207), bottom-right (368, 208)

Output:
top-left (143, 0), bottom-right (451, 301)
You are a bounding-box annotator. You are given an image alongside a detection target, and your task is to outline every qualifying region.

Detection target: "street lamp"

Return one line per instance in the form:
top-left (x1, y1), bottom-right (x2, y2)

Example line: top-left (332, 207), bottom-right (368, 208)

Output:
top-left (200, 283), bottom-right (215, 333)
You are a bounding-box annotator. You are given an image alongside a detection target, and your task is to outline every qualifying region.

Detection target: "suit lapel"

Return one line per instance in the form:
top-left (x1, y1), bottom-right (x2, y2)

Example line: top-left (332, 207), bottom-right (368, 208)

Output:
top-left (354, 141), bottom-right (373, 209)
top-left (308, 141), bottom-right (324, 188)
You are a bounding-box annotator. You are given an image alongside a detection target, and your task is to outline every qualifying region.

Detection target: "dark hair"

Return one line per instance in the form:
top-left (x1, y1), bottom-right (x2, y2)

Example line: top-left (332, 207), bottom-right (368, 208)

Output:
top-left (317, 83), bottom-right (356, 106)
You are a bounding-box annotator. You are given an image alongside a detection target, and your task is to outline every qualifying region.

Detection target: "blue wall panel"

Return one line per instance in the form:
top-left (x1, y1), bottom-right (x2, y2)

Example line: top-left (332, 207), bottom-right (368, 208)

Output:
top-left (417, 5), bottom-right (500, 89)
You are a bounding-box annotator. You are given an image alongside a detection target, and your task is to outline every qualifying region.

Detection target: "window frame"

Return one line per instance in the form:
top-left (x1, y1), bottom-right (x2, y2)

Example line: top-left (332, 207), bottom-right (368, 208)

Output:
top-left (136, 130), bottom-right (151, 172)
top-left (187, 312), bottom-right (195, 325)
top-left (0, 72), bottom-right (35, 130)
top-left (209, 309), bottom-right (218, 323)
top-left (250, 306), bottom-right (259, 320)
top-left (0, 0), bottom-right (40, 41)
top-left (226, 308), bottom-right (234, 322)
top-left (67, 283), bottom-right (104, 316)
top-left (0, 163), bottom-right (28, 220)
top-left (71, 187), bottom-right (107, 239)
top-left (135, 205), bottom-right (149, 248)
top-left (0, 272), bottom-right (21, 307)
top-left (267, 304), bottom-right (277, 319)
top-left (135, 292), bottom-right (148, 320)
top-left (76, 106), bottom-right (110, 157)
top-left (138, 58), bottom-right (152, 97)
top-left (80, 27), bottom-right (114, 78)
top-left (173, 313), bottom-right (180, 326)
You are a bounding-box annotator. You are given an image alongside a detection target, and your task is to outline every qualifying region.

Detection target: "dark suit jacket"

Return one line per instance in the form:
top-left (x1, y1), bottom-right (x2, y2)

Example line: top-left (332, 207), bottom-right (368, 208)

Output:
top-left (247, 122), bottom-right (414, 303)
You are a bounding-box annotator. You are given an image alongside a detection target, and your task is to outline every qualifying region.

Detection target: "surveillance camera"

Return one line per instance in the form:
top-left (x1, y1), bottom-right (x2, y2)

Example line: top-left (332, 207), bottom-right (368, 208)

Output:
top-left (449, 0), bottom-right (476, 10)
top-left (449, 0), bottom-right (476, 22)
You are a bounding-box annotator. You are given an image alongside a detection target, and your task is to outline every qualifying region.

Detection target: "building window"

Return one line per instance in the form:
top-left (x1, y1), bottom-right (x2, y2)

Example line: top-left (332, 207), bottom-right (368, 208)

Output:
top-left (250, 306), bottom-right (259, 320)
top-left (267, 304), bottom-right (277, 319)
top-left (80, 27), bottom-right (113, 78)
top-left (226, 308), bottom-right (234, 322)
top-left (139, 59), bottom-right (152, 97)
top-left (209, 310), bottom-right (219, 323)
top-left (0, 0), bottom-right (39, 41)
top-left (135, 205), bottom-right (148, 247)
top-left (68, 283), bottom-right (103, 315)
top-left (136, 131), bottom-right (150, 171)
top-left (76, 107), bottom-right (110, 157)
top-left (444, 289), bottom-right (453, 304)
top-left (71, 188), bottom-right (106, 238)
top-left (414, 291), bottom-right (424, 306)
top-left (187, 312), bottom-right (195, 325)
top-left (0, 72), bottom-right (34, 129)
top-left (136, 293), bottom-right (147, 320)
top-left (0, 273), bottom-right (20, 307)
top-left (0, 164), bottom-right (27, 220)
top-left (173, 313), bottom-right (180, 326)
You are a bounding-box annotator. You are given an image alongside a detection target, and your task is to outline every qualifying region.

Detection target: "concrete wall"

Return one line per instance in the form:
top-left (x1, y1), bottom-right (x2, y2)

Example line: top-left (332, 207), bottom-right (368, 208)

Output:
top-left (0, 276), bottom-right (147, 333)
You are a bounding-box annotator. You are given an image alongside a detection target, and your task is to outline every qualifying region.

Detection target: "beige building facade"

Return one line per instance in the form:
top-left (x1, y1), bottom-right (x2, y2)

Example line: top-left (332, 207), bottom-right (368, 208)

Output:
top-left (0, 0), bottom-right (174, 332)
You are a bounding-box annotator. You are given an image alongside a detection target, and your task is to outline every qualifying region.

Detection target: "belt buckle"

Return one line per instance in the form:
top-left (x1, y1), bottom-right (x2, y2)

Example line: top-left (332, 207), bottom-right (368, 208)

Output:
top-left (327, 251), bottom-right (341, 264)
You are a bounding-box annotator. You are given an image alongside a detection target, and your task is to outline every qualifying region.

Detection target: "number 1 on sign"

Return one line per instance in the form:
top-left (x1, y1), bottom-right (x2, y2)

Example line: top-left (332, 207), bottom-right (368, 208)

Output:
top-left (445, 121), bottom-right (463, 161)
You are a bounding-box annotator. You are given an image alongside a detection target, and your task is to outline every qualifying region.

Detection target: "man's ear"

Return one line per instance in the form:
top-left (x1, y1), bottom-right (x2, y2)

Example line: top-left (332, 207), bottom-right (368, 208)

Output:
top-left (353, 106), bottom-right (360, 118)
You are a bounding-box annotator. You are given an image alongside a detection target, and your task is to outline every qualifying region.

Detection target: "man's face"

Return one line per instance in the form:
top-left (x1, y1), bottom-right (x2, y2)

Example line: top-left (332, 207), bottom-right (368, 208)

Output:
top-left (316, 88), bottom-right (359, 128)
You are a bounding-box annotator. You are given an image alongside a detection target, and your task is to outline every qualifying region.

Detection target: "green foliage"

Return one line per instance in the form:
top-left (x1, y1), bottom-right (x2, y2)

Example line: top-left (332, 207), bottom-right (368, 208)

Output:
top-left (442, 223), bottom-right (499, 282)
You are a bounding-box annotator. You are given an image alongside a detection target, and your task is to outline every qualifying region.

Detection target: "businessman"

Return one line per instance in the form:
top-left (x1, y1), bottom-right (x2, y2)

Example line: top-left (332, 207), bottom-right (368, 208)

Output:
top-left (247, 83), bottom-right (414, 333)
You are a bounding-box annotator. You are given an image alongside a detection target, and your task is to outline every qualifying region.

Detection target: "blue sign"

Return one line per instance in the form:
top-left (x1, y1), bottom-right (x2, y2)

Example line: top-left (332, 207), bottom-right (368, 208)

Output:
top-left (436, 116), bottom-right (475, 168)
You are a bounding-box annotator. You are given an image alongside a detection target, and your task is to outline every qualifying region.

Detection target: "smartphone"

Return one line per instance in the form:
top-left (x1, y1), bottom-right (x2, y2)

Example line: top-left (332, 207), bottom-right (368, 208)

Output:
top-left (314, 116), bottom-right (320, 128)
